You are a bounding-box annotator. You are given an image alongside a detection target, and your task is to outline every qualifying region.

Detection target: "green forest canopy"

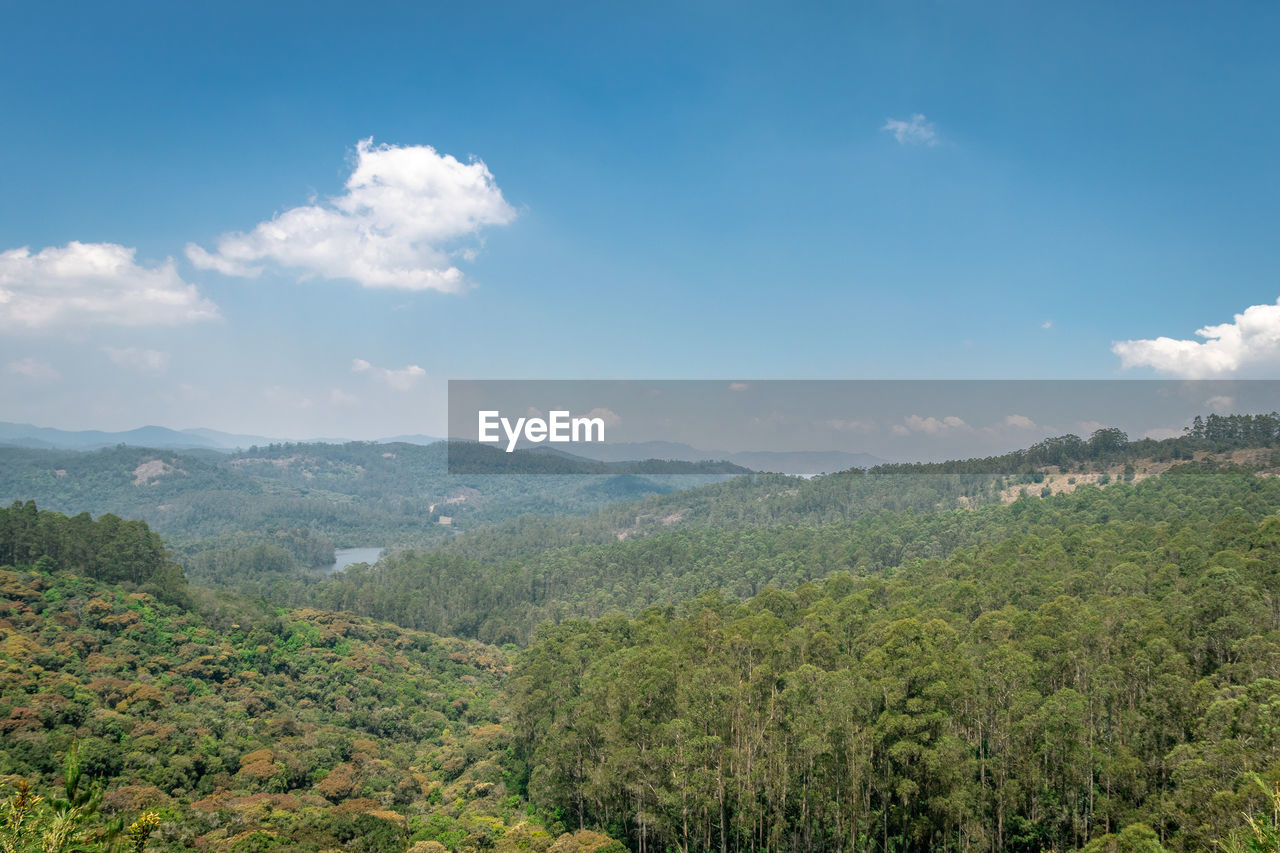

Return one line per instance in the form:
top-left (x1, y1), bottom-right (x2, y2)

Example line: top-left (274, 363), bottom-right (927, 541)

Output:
top-left (8, 417), bottom-right (1280, 851)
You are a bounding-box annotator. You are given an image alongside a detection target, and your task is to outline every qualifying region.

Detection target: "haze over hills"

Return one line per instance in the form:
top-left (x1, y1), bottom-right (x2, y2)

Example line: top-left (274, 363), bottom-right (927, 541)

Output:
top-left (0, 439), bottom-right (739, 580)
top-left (5, 414), bottom-right (1280, 852)
top-left (377, 432), bottom-right (449, 445)
top-left (0, 421), bottom-right (447, 452)
top-left (0, 421), bottom-right (887, 475)
top-left (554, 440), bottom-right (885, 476)
top-left (463, 438), bottom-right (885, 476)
top-left (0, 422), bottom-right (240, 451)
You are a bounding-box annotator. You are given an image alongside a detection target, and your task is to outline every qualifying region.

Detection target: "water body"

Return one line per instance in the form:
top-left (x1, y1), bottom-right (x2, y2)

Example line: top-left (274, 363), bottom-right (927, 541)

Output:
top-left (322, 547), bottom-right (384, 574)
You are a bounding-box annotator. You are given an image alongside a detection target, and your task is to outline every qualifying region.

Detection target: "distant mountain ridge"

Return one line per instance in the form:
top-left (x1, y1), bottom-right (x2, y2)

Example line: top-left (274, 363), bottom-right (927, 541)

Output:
top-left (0, 422), bottom-right (231, 451)
top-left (0, 421), bottom-right (447, 452)
top-left (0, 422), bottom-right (880, 475)
top-left (564, 440), bottom-right (885, 476)
top-left (453, 441), bottom-right (750, 474)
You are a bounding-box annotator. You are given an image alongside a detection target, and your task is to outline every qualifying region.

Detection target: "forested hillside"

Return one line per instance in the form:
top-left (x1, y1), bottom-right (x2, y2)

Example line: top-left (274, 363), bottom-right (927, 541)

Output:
top-left (508, 469), bottom-right (1280, 853)
top-left (0, 442), bottom-right (729, 591)
top-left (9, 419), bottom-right (1263, 607)
top-left (0, 505), bottom-right (613, 853)
top-left (433, 416), bottom-right (1280, 565)
top-left (0, 442), bottom-right (729, 547)
top-left (303, 461), bottom-right (1280, 644)
top-left (9, 422), bottom-right (1280, 852)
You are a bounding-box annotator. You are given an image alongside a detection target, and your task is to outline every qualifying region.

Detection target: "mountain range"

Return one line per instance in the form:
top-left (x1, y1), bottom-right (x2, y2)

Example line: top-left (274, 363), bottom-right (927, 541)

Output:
top-left (562, 440), bottom-right (884, 475)
top-left (0, 421), bottom-right (447, 452)
top-left (0, 422), bottom-right (881, 475)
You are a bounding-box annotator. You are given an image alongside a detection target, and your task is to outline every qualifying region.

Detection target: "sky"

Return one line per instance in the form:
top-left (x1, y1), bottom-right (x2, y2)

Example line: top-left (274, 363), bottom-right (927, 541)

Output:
top-left (2, 1), bottom-right (1279, 440)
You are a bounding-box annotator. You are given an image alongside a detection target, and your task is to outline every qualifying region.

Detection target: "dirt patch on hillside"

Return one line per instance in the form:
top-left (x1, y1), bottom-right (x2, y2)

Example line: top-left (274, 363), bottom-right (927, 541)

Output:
top-left (133, 459), bottom-right (185, 486)
top-left (997, 448), bottom-right (1280, 504)
top-left (230, 455), bottom-right (302, 469)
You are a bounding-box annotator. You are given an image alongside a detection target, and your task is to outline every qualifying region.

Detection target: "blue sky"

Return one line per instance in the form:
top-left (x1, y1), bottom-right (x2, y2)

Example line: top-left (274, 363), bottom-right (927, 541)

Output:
top-left (2, 1), bottom-right (1278, 438)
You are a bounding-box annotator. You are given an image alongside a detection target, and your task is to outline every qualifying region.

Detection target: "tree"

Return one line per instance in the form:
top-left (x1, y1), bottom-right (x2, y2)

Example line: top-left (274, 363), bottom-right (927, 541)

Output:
top-left (0, 746), bottom-right (154, 853)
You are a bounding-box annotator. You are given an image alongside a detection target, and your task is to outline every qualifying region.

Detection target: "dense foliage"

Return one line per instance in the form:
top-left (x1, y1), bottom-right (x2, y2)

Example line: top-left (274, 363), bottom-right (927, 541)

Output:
top-left (415, 422), bottom-right (1280, 585)
top-left (0, 747), bottom-right (160, 853)
top-left (0, 442), bottom-right (728, 547)
top-left (0, 442), bottom-right (726, 590)
top-left (9, 424), bottom-right (1280, 853)
top-left (0, 500), bottom-right (185, 599)
top-left (300, 462), bottom-right (1279, 645)
top-left (871, 413), bottom-right (1280, 476)
top-left (0, 513), bottom-right (574, 852)
top-left (509, 466), bottom-right (1280, 852)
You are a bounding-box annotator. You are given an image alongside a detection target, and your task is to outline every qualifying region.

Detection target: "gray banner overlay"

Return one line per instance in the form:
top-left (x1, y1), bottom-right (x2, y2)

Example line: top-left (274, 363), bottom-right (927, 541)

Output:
top-left (447, 380), bottom-right (1280, 474)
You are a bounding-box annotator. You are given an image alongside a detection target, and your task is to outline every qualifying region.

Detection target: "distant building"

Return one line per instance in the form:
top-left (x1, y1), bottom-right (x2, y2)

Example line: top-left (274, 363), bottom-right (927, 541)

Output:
top-left (437, 516), bottom-right (452, 526)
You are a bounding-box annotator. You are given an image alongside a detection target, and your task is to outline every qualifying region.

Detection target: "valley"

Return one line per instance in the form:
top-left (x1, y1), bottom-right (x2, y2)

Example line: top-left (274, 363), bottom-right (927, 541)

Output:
top-left (5, 415), bottom-right (1280, 851)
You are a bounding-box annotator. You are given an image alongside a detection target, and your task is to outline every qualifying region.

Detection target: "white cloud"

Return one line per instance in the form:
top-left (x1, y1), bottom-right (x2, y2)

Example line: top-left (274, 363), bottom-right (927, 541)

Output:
top-left (825, 418), bottom-right (873, 433)
top-left (1002, 414), bottom-right (1037, 429)
top-left (892, 414), bottom-right (969, 436)
top-left (1205, 395), bottom-right (1234, 413)
top-left (1112, 298), bottom-right (1280, 377)
top-left (582, 407), bottom-right (622, 429)
top-left (351, 358), bottom-right (427, 391)
top-left (102, 346), bottom-right (168, 373)
top-left (1041, 320), bottom-right (1053, 329)
top-left (186, 138), bottom-right (516, 291)
top-left (330, 388), bottom-right (359, 406)
top-left (5, 357), bottom-right (59, 381)
top-left (882, 114), bottom-right (939, 146)
top-left (0, 242), bottom-right (219, 332)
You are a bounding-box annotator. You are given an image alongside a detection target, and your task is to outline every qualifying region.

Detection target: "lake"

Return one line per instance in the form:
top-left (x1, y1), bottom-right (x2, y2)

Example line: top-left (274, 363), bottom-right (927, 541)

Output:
top-left (322, 547), bottom-right (384, 573)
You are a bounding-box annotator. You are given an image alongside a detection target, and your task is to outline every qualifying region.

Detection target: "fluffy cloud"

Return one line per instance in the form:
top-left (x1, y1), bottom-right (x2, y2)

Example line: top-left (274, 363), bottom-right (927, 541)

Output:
top-left (825, 418), bottom-right (873, 433)
top-left (351, 358), bottom-right (427, 391)
top-left (0, 242), bottom-right (219, 332)
top-left (892, 414), bottom-right (968, 436)
top-left (1002, 414), bottom-right (1037, 429)
top-left (1112, 299), bottom-right (1280, 377)
top-left (102, 346), bottom-right (168, 373)
top-left (5, 357), bottom-right (60, 381)
top-left (882, 114), bottom-right (939, 146)
top-left (582, 407), bottom-right (622, 429)
top-left (187, 139), bottom-right (516, 291)
top-left (330, 388), bottom-right (359, 406)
